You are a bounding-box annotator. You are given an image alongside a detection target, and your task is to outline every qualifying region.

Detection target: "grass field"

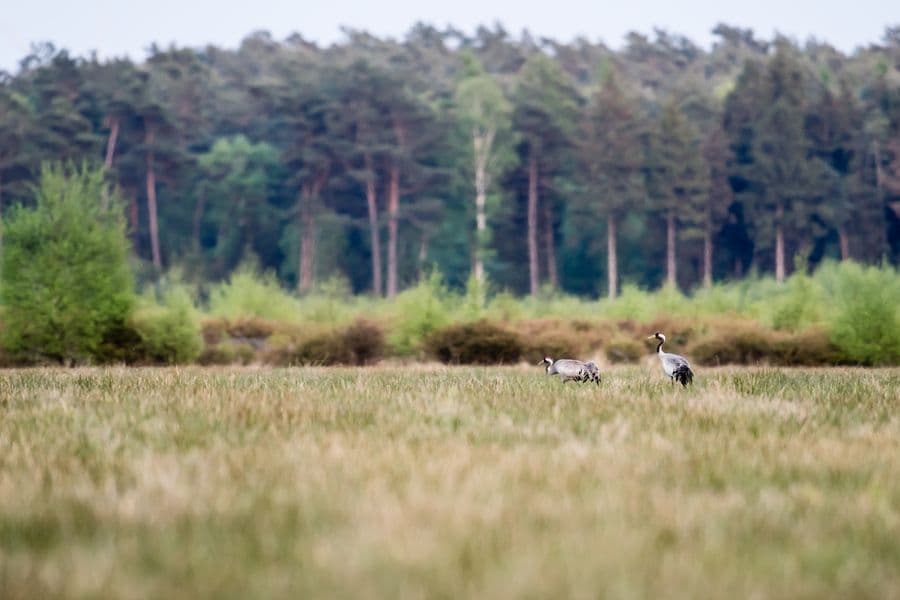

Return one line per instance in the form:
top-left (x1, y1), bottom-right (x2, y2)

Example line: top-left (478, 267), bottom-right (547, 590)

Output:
top-left (1, 365), bottom-right (899, 599)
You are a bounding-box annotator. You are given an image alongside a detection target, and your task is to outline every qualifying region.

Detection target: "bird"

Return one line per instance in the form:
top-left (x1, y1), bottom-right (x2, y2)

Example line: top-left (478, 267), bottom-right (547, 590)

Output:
top-left (647, 332), bottom-right (693, 386)
top-left (541, 357), bottom-right (602, 385)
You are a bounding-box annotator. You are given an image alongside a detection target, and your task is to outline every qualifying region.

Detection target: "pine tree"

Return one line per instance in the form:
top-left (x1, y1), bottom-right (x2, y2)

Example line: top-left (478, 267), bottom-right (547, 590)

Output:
top-left (577, 71), bottom-right (644, 298)
top-left (646, 99), bottom-right (709, 289)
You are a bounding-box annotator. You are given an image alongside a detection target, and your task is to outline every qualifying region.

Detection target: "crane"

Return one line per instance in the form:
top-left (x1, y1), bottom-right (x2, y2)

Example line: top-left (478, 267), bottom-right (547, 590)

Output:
top-left (648, 331), bottom-right (693, 386)
top-left (541, 357), bottom-right (602, 385)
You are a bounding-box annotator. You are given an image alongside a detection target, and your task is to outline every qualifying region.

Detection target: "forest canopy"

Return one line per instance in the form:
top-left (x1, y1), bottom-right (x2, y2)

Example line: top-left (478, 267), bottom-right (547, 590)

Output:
top-left (1, 23), bottom-right (899, 297)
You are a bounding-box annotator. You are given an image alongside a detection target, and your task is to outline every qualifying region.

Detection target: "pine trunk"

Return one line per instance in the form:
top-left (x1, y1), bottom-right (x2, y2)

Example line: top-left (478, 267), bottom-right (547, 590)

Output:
top-left (145, 130), bottom-right (162, 271)
top-left (607, 214), bottom-right (618, 299)
top-left (298, 184), bottom-right (316, 294)
top-left (473, 135), bottom-right (488, 283)
top-left (527, 154), bottom-right (539, 297)
top-left (703, 210), bottom-right (713, 288)
top-left (472, 128), bottom-right (494, 284)
top-left (666, 210), bottom-right (677, 288)
top-left (128, 193), bottom-right (139, 235)
top-left (365, 154), bottom-right (382, 297)
top-left (418, 234), bottom-right (428, 282)
top-left (838, 224), bottom-right (850, 261)
top-left (192, 190), bottom-right (205, 251)
top-left (0, 173), bottom-right (3, 252)
top-left (104, 117), bottom-right (120, 169)
top-left (542, 195), bottom-right (558, 289)
top-left (775, 199), bottom-right (785, 283)
top-left (387, 162), bottom-right (400, 298)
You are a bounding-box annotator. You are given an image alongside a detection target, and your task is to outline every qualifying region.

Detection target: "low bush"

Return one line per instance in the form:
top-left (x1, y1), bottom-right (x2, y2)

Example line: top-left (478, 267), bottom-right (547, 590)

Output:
top-left (129, 287), bottom-right (203, 364)
top-left (690, 322), bottom-right (843, 366)
top-left (198, 340), bottom-right (256, 365)
top-left (261, 319), bottom-right (385, 366)
top-left (825, 262), bottom-right (900, 365)
top-left (425, 321), bottom-right (523, 364)
top-left (385, 273), bottom-right (451, 356)
top-left (515, 319), bottom-right (608, 363)
top-left (605, 337), bottom-right (644, 363)
top-left (208, 266), bottom-right (303, 322)
top-left (771, 328), bottom-right (843, 366)
top-left (342, 319), bottom-right (385, 366)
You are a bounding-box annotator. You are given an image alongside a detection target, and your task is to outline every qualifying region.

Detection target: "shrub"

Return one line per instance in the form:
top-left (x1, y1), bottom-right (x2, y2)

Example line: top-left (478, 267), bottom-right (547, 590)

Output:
top-left (606, 337), bottom-right (644, 363)
top-left (198, 341), bottom-right (256, 365)
top-left (129, 286), bottom-right (203, 364)
top-left (826, 262), bottom-right (900, 365)
top-left (425, 321), bottom-right (523, 364)
top-left (261, 320), bottom-right (384, 366)
top-left (770, 270), bottom-right (821, 331)
top-left (0, 164), bottom-right (134, 364)
top-left (342, 319), bottom-right (385, 365)
top-left (771, 328), bottom-right (843, 366)
top-left (689, 321), bottom-right (843, 366)
top-left (514, 319), bottom-right (607, 363)
top-left (385, 272), bottom-right (451, 355)
top-left (208, 265), bottom-right (303, 322)
top-left (689, 322), bottom-right (775, 366)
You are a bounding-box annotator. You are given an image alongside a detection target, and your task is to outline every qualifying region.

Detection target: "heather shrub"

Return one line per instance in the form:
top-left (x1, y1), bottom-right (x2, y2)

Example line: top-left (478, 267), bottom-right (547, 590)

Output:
top-left (425, 321), bottom-right (523, 364)
top-left (605, 337), bottom-right (644, 363)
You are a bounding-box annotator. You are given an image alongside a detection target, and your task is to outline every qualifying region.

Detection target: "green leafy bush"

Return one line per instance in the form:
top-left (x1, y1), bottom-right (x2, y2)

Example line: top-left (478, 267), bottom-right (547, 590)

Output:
top-left (385, 272), bottom-right (451, 355)
top-left (425, 321), bottom-right (523, 364)
top-left (130, 286), bottom-right (203, 364)
top-left (0, 164), bottom-right (134, 364)
top-left (826, 262), bottom-right (900, 365)
top-left (208, 265), bottom-right (303, 322)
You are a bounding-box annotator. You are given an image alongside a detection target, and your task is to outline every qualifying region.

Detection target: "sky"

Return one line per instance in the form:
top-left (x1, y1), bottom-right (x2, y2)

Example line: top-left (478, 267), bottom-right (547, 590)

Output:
top-left (1, 0), bottom-right (897, 72)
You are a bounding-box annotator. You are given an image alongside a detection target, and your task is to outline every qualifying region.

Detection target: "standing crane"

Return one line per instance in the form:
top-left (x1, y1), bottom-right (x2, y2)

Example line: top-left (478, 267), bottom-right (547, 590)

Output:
top-left (648, 332), bottom-right (694, 386)
top-left (541, 357), bottom-right (602, 385)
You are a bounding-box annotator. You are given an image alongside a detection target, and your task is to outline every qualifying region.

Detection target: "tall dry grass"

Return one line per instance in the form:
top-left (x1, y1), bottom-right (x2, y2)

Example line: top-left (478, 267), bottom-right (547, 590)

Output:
top-left (1, 366), bottom-right (899, 599)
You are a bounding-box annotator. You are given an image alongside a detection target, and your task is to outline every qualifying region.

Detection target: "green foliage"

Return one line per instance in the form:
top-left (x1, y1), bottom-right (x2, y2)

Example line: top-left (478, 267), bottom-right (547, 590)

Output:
top-left (771, 269), bottom-right (821, 331)
top-left (130, 285), bottom-right (203, 364)
top-left (208, 265), bottom-right (303, 322)
top-left (0, 164), bottom-right (134, 364)
top-left (385, 272), bottom-right (451, 356)
top-left (826, 262), bottom-right (900, 365)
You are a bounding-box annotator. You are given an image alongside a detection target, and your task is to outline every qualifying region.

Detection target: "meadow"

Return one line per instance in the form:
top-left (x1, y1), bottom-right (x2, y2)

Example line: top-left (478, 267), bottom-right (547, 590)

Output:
top-left (1, 364), bottom-right (899, 599)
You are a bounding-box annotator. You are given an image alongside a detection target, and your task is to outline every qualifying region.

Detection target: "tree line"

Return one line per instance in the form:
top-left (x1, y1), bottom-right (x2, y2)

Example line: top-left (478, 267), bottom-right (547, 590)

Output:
top-left (1, 24), bottom-right (899, 297)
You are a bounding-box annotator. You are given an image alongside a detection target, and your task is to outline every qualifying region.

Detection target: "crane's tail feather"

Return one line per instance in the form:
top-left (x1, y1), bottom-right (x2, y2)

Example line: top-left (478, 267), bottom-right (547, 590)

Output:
top-left (582, 362), bottom-right (602, 386)
top-left (673, 364), bottom-right (693, 387)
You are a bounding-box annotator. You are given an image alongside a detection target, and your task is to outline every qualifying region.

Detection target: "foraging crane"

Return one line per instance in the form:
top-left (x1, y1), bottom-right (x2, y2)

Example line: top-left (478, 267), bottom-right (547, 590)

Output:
top-left (648, 332), bottom-right (693, 386)
top-left (541, 357), bottom-right (602, 385)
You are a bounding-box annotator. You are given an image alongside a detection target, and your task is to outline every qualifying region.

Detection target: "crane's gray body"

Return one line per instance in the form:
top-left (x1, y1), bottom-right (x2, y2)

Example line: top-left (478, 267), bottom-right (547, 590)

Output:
top-left (658, 351), bottom-right (689, 378)
top-left (543, 358), bottom-right (601, 385)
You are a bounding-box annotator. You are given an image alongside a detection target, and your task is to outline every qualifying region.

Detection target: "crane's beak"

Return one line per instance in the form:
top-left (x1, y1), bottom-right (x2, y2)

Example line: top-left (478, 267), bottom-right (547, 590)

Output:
top-left (646, 335), bottom-right (656, 339)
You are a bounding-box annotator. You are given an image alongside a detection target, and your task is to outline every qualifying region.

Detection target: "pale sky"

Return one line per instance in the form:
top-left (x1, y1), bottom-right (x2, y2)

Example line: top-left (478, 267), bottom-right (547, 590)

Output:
top-left (1, 0), bottom-right (897, 73)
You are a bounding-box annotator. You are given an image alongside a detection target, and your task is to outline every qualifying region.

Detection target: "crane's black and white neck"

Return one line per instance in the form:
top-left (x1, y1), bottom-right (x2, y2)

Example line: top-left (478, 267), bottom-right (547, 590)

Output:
top-left (648, 331), bottom-right (693, 387)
